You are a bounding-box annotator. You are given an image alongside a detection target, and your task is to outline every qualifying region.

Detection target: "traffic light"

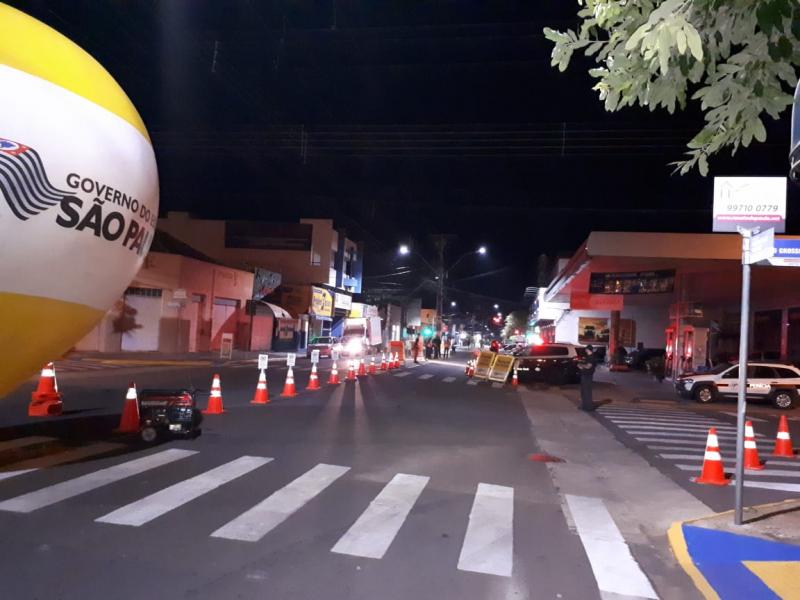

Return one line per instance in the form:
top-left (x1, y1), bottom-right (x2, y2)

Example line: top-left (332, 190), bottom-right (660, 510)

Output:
top-left (422, 326), bottom-right (433, 337)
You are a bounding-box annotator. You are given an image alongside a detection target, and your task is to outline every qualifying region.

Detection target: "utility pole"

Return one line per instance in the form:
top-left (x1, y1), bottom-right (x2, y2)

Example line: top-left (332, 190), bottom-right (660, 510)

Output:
top-left (435, 235), bottom-right (446, 331)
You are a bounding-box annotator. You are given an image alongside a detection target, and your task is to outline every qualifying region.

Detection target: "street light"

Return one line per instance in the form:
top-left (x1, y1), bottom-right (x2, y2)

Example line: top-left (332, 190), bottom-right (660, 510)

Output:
top-left (478, 246), bottom-right (487, 255)
top-left (493, 303), bottom-right (499, 310)
top-left (398, 244), bottom-right (410, 256)
top-left (450, 301), bottom-right (457, 307)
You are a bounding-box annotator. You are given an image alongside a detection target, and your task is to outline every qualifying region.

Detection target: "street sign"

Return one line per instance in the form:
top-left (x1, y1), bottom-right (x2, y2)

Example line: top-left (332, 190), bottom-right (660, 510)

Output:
top-left (748, 228), bottom-right (775, 264)
top-left (767, 238), bottom-right (800, 267)
top-left (286, 353), bottom-right (296, 367)
top-left (173, 288), bottom-right (187, 300)
top-left (258, 354), bottom-right (269, 370)
top-left (712, 177), bottom-right (787, 233)
top-left (332, 349), bottom-right (340, 361)
top-left (310, 350), bottom-right (320, 364)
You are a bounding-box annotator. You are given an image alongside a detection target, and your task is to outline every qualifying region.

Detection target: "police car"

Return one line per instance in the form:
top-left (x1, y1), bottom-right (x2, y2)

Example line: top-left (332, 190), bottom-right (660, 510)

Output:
top-left (675, 362), bottom-right (800, 409)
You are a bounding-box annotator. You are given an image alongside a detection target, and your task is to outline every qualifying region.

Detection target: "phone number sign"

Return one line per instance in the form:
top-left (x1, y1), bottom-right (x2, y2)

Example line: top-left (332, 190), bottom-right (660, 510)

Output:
top-left (713, 177), bottom-right (786, 233)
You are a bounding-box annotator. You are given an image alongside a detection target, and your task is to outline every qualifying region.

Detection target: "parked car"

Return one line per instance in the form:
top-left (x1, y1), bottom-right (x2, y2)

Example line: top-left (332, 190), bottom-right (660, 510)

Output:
top-left (306, 336), bottom-right (340, 358)
top-left (625, 348), bottom-right (666, 370)
top-left (514, 343), bottom-right (586, 385)
top-left (675, 362), bottom-right (800, 409)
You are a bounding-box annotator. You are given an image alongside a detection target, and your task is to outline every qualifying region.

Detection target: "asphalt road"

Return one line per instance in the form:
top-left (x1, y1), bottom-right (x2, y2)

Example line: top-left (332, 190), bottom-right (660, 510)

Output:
top-left (0, 358), bottom-right (627, 600)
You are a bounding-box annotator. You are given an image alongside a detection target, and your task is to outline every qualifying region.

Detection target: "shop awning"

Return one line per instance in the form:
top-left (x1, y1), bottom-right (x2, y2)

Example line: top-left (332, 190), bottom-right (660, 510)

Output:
top-left (264, 302), bottom-right (293, 319)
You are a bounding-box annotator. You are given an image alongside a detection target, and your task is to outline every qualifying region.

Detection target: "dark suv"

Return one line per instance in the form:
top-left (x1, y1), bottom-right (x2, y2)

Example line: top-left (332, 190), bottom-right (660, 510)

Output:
top-left (514, 343), bottom-right (586, 385)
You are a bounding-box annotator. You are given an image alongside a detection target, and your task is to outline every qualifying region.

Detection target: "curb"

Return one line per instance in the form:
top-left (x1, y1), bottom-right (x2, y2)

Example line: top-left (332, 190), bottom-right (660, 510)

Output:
top-left (668, 499), bottom-right (800, 600)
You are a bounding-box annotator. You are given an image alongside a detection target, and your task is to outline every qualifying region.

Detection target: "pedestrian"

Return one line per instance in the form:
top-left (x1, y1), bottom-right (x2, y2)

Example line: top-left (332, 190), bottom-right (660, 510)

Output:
top-left (412, 335), bottom-right (421, 364)
top-left (443, 337), bottom-right (451, 359)
top-left (578, 344), bottom-right (599, 411)
top-left (432, 334), bottom-right (441, 359)
top-left (490, 339), bottom-right (500, 353)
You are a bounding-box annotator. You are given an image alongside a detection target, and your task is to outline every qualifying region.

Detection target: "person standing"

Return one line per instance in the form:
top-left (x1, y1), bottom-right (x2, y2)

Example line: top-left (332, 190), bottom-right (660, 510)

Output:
top-left (578, 344), bottom-right (599, 411)
top-left (412, 335), bottom-right (421, 364)
top-left (432, 334), bottom-right (441, 359)
top-left (443, 337), bottom-right (451, 359)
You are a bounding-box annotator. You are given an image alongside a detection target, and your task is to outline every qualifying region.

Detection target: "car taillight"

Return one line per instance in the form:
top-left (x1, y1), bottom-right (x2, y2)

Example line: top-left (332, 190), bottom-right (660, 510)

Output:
top-left (176, 393), bottom-right (193, 407)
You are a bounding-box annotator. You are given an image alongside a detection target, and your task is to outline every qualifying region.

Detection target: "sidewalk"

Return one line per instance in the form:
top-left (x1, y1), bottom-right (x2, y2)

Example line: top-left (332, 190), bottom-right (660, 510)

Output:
top-left (670, 500), bottom-right (800, 599)
top-left (519, 386), bottom-right (709, 598)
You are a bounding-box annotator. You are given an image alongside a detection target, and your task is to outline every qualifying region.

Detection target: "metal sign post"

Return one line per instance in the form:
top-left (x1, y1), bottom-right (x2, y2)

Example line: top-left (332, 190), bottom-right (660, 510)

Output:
top-left (734, 228), bottom-right (755, 526)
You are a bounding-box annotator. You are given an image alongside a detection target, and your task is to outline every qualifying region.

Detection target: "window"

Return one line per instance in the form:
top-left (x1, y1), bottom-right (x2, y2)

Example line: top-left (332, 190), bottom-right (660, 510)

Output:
top-left (722, 367), bottom-right (738, 379)
top-left (751, 366), bottom-right (777, 379)
top-left (775, 367), bottom-right (799, 379)
top-left (125, 287), bottom-right (162, 297)
top-left (310, 251), bottom-right (321, 266)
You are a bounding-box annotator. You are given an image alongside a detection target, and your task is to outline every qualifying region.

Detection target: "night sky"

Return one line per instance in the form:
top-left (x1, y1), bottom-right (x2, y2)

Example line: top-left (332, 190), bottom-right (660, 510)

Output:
top-left (11, 1), bottom-right (798, 309)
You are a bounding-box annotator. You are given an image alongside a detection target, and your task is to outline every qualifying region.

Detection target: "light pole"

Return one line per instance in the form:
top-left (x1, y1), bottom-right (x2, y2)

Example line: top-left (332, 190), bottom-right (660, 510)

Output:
top-left (398, 238), bottom-right (486, 331)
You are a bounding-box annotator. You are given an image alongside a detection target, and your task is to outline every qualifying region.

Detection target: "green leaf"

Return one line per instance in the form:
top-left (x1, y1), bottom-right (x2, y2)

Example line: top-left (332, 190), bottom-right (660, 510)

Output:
top-left (625, 23), bottom-right (651, 51)
top-left (684, 25), bottom-right (703, 61)
top-left (676, 29), bottom-right (687, 54)
top-left (698, 153), bottom-right (709, 176)
top-left (752, 117), bottom-right (767, 143)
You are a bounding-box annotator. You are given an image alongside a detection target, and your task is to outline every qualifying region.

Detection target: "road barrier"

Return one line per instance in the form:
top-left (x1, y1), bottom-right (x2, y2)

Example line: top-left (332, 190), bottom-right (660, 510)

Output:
top-left (203, 374), bottom-right (225, 414)
top-left (251, 369), bottom-right (269, 405)
top-left (28, 362), bottom-right (63, 417)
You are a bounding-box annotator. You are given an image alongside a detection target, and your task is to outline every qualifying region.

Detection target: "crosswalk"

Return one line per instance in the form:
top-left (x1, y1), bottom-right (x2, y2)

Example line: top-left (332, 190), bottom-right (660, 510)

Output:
top-left (597, 405), bottom-right (800, 494)
top-left (0, 443), bottom-right (653, 590)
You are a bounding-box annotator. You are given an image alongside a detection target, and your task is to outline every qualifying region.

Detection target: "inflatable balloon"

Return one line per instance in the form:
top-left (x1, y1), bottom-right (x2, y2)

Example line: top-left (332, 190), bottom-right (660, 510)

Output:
top-left (0, 4), bottom-right (158, 397)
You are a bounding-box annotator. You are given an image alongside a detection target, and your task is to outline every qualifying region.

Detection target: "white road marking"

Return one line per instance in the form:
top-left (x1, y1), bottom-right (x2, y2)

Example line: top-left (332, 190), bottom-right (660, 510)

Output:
top-left (0, 449), bottom-right (196, 513)
top-left (331, 473), bottom-right (429, 559)
top-left (599, 408), bottom-right (695, 417)
top-left (443, 376), bottom-right (456, 383)
top-left (659, 454), bottom-right (711, 461)
top-left (491, 382), bottom-right (504, 389)
top-left (467, 380), bottom-right (478, 386)
top-left (606, 416), bottom-right (726, 426)
top-left (744, 480), bottom-right (800, 493)
top-left (675, 464), bottom-right (800, 478)
top-left (457, 483), bottom-right (514, 577)
top-left (96, 456), bottom-right (272, 527)
top-left (721, 412), bottom-right (768, 422)
top-left (211, 463), bottom-right (350, 542)
top-left (0, 469), bottom-right (37, 482)
top-left (565, 495), bottom-right (658, 599)
top-left (418, 374), bottom-right (434, 380)
top-left (608, 422), bottom-right (737, 433)
top-left (627, 430), bottom-right (752, 439)
top-left (394, 372), bottom-right (411, 378)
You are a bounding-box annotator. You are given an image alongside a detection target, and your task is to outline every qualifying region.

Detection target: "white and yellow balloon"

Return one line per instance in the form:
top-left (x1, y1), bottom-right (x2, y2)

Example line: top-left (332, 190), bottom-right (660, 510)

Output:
top-left (0, 4), bottom-right (158, 397)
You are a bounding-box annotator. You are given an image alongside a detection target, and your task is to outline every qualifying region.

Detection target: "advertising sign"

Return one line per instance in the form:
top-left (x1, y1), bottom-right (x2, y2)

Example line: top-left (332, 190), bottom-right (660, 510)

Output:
top-left (286, 352), bottom-right (296, 367)
top-left (589, 270), bottom-right (675, 295)
top-left (570, 292), bottom-right (623, 311)
top-left (258, 354), bottom-right (269, 370)
top-left (310, 286), bottom-right (333, 317)
top-left (252, 268), bottom-right (282, 300)
top-left (578, 317), bottom-right (609, 344)
top-left (220, 333), bottom-right (234, 360)
top-left (713, 177), bottom-right (786, 233)
top-left (334, 292), bottom-right (352, 310)
top-left (310, 349), bottom-right (320, 364)
top-left (763, 237), bottom-right (800, 267)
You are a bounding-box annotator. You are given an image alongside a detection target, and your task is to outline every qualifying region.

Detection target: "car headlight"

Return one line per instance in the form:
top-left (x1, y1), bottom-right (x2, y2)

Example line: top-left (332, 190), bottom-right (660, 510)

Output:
top-left (345, 339), bottom-right (363, 353)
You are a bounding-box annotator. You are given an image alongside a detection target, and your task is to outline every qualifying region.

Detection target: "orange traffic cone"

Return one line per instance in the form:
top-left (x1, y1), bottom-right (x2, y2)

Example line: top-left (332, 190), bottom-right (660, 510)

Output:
top-left (281, 367), bottom-right (298, 397)
top-left (307, 363), bottom-right (321, 390)
top-left (380, 353), bottom-right (388, 371)
top-left (395, 352), bottom-right (402, 368)
top-left (358, 358), bottom-right (367, 377)
top-left (773, 415), bottom-right (795, 458)
top-left (512, 368), bottom-right (519, 387)
top-left (694, 427), bottom-right (730, 486)
top-left (251, 369), bottom-right (269, 404)
top-left (204, 374), bottom-right (225, 414)
top-left (744, 420), bottom-right (764, 470)
top-left (328, 361), bottom-right (341, 384)
top-left (369, 357), bottom-right (377, 375)
top-left (115, 382), bottom-right (141, 433)
top-left (28, 362), bottom-right (63, 417)
top-left (346, 360), bottom-right (357, 381)
top-left (465, 360), bottom-right (471, 375)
